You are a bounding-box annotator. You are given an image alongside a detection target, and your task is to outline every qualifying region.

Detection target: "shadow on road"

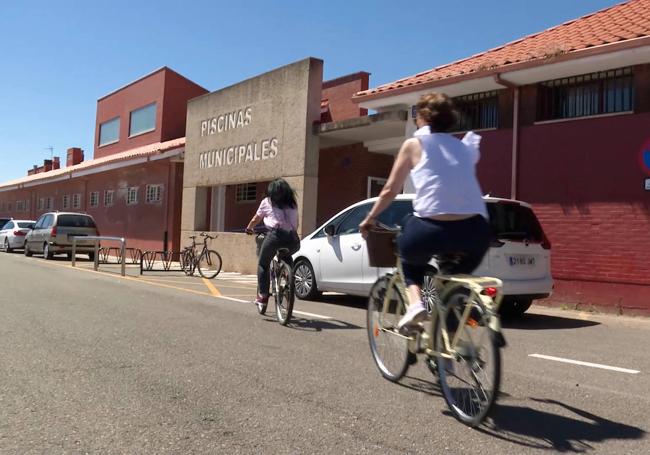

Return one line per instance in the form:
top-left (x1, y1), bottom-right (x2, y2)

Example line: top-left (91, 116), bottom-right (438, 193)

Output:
top-left (503, 313), bottom-right (600, 331)
top-left (306, 294), bottom-right (367, 310)
top-left (397, 375), bottom-right (442, 397)
top-left (477, 398), bottom-right (646, 452)
top-left (261, 316), bottom-right (362, 332)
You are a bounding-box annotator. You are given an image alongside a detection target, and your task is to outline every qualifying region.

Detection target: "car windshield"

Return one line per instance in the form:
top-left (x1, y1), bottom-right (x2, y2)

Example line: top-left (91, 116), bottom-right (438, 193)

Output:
top-left (17, 222), bottom-right (34, 229)
top-left (56, 215), bottom-right (96, 228)
top-left (487, 202), bottom-right (544, 242)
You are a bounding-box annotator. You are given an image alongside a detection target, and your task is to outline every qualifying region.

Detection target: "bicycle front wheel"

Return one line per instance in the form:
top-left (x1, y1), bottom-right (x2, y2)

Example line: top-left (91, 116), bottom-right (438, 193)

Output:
top-left (273, 261), bottom-right (294, 326)
top-left (435, 286), bottom-right (501, 427)
top-left (366, 276), bottom-right (410, 382)
top-left (198, 250), bottom-right (222, 279)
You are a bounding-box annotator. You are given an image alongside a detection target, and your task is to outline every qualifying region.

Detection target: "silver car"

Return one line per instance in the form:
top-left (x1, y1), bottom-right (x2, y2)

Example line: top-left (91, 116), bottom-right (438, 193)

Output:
top-left (24, 212), bottom-right (99, 260)
top-left (0, 219), bottom-right (35, 252)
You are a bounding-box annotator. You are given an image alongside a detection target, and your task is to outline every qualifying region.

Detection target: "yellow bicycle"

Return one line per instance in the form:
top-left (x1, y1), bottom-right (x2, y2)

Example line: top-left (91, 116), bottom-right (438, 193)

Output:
top-left (366, 226), bottom-right (506, 427)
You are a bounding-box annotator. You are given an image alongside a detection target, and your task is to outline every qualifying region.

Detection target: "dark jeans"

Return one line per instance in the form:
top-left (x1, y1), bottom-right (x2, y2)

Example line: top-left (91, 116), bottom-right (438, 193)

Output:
top-left (398, 214), bottom-right (491, 287)
top-left (257, 229), bottom-right (300, 296)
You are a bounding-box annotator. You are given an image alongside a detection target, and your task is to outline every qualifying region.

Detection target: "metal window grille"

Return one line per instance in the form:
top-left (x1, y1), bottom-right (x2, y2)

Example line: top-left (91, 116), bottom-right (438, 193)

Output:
top-left (537, 67), bottom-right (634, 121)
top-left (145, 184), bottom-right (162, 203)
top-left (235, 183), bottom-right (257, 203)
top-left (72, 194), bottom-right (81, 209)
top-left (89, 192), bottom-right (99, 208)
top-left (104, 190), bottom-right (114, 207)
top-left (46, 197), bottom-right (53, 210)
top-left (38, 198), bottom-right (45, 210)
top-left (62, 195), bottom-right (70, 209)
top-left (16, 201), bottom-right (25, 212)
top-left (127, 187), bottom-right (138, 205)
top-left (452, 91), bottom-right (499, 132)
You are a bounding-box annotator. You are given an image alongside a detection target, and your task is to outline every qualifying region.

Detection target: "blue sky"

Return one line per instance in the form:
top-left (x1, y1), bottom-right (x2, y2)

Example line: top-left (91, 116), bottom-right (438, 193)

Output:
top-left (0, 0), bottom-right (621, 182)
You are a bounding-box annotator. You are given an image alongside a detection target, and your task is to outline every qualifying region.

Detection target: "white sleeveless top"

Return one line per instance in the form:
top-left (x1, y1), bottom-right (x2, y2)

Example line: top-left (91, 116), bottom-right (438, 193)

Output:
top-left (410, 126), bottom-right (487, 219)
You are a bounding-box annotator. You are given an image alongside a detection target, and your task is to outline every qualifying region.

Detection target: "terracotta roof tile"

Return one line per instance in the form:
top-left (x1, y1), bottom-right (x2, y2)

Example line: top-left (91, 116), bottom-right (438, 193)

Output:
top-left (0, 138), bottom-right (185, 190)
top-left (355, 0), bottom-right (650, 101)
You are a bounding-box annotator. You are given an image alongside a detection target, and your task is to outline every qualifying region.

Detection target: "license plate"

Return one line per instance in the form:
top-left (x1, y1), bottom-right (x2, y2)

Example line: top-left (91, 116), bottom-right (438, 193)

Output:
top-left (508, 255), bottom-right (535, 267)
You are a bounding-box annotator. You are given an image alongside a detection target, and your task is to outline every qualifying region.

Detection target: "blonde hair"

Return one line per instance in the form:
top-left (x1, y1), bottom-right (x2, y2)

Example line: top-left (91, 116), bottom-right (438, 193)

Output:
top-left (415, 93), bottom-right (458, 132)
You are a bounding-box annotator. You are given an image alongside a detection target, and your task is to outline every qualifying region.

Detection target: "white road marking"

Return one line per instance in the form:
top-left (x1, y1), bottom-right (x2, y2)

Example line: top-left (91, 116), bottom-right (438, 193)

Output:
top-left (529, 353), bottom-right (640, 374)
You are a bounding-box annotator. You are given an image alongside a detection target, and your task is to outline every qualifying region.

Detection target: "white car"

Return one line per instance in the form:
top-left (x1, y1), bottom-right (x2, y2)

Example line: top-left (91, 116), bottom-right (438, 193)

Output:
top-left (0, 219), bottom-right (35, 252)
top-left (293, 195), bottom-right (553, 317)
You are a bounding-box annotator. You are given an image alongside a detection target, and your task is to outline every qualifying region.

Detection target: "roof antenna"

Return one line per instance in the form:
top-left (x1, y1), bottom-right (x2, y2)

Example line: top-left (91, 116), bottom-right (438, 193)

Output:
top-left (44, 146), bottom-right (54, 160)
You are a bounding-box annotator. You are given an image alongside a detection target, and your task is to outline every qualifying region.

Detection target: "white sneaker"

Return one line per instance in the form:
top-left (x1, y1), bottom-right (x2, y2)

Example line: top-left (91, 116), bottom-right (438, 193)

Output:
top-left (397, 302), bottom-right (428, 332)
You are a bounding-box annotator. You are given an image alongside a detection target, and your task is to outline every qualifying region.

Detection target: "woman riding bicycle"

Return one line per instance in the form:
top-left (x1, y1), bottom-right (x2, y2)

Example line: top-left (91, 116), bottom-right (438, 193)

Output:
top-left (246, 179), bottom-right (300, 307)
top-left (359, 92), bottom-right (490, 331)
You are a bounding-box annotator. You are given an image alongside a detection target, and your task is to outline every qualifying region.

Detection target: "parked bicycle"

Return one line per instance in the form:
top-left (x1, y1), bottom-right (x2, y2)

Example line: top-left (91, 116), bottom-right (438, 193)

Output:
top-left (180, 233), bottom-right (222, 279)
top-left (254, 231), bottom-right (295, 326)
top-left (365, 225), bottom-right (506, 427)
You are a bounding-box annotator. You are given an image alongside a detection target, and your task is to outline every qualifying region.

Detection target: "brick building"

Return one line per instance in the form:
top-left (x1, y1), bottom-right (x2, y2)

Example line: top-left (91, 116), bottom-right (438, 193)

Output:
top-left (326, 0), bottom-right (650, 311)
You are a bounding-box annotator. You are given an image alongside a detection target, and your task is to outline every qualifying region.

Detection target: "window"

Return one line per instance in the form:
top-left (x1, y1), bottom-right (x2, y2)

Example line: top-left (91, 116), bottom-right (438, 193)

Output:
top-left (42, 214), bottom-right (54, 228)
top-left (17, 222), bottom-right (34, 229)
top-left (537, 67), bottom-right (634, 121)
top-left (89, 191), bottom-right (99, 208)
top-left (4, 221), bottom-right (14, 230)
top-left (104, 190), bottom-right (114, 207)
top-left (367, 177), bottom-right (387, 198)
top-left (127, 187), bottom-right (138, 205)
top-left (7, 202), bottom-right (12, 212)
top-left (15, 201), bottom-right (25, 212)
top-left (129, 103), bottom-right (156, 137)
top-left (62, 194), bottom-right (70, 209)
top-left (377, 200), bottom-right (414, 229)
top-left (453, 91), bottom-right (499, 131)
top-left (25, 199), bottom-right (29, 212)
top-left (99, 117), bottom-right (120, 146)
top-left (57, 214), bottom-right (96, 228)
top-left (38, 198), bottom-right (45, 210)
top-left (337, 205), bottom-right (372, 236)
top-left (45, 197), bottom-right (53, 210)
top-left (145, 184), bottom-right (162, 204)
top-left (235, 183), bottom-right (256, 203)
top-left (72, 193), bottom-right (81, 209)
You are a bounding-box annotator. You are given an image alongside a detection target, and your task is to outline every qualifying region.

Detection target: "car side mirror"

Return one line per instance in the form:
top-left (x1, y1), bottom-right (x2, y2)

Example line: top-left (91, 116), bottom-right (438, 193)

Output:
top-left (324, 224), bottom-right (336, 237)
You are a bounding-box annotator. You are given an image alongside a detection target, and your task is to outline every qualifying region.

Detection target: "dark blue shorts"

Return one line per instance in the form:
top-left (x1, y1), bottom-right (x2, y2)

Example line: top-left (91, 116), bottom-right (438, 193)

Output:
top-left (398, 214), bottom-right (491, 287)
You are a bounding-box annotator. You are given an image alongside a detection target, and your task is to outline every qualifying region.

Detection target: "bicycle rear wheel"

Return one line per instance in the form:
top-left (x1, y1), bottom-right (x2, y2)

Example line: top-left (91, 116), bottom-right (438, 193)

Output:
top-left (180, 249), bottom-right (193, 275)
top-left (273, 261), bottom-right (294, 326)
top-left (366, 276), bottom-right (410, 382)
top-left (435, 286), bottom-right (501, 427)
top-left (198, 250), bottom-right (222, 279)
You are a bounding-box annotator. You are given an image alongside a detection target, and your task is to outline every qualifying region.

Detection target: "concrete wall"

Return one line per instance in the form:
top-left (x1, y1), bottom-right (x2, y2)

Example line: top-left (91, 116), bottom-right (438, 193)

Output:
top-left (182, 58), bottom-right (323, 244)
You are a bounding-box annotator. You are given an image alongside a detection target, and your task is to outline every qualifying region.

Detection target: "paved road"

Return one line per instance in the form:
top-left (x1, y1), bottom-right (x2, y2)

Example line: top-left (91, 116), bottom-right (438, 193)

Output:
top-left (0, 252), bottom-right (648, 454)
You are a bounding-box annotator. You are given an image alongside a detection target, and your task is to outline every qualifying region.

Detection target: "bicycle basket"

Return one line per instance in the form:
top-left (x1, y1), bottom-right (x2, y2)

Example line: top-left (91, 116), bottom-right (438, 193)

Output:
top-left (366, 228), bottom-right (397, 268)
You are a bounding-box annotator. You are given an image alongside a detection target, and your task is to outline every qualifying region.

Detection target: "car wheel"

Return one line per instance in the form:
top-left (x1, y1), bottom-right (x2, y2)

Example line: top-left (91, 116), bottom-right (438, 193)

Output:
top-left (43, 243), bottom-right (53, 260)
top-left (24, 242), bottom-right (33, 257)
top-left (499, 297), bottom-right (533, 318)
top-left (293, 259), bottom-right (319, 300)
top-left (4, 238), bottom-right (12, 253)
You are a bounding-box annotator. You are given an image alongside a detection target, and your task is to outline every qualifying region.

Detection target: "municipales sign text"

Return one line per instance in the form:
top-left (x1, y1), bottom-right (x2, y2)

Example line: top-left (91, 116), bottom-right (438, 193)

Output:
top-left (198, 106), bottom-right (279, 168)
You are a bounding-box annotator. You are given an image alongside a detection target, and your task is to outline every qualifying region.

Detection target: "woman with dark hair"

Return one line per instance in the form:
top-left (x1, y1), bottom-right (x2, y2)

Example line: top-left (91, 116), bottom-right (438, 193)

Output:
top-left (359, 92), bottom-right (491, 331)
top-left (246, 178), bottom-right (300, 307)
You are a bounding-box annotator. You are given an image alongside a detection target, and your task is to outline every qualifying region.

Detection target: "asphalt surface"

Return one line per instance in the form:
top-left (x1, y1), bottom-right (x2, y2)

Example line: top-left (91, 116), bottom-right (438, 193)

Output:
top-left (0, 252), bottom-right (648, 454)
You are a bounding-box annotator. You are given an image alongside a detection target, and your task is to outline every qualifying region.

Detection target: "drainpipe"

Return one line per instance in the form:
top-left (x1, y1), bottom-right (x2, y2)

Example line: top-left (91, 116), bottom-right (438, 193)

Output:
top-left (494, 74), bottom-right (519, 200)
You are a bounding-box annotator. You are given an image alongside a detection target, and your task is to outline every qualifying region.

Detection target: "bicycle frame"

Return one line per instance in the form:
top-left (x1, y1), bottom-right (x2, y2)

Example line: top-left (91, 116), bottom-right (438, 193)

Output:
top-left (379, 256), bottom-right (504, 360)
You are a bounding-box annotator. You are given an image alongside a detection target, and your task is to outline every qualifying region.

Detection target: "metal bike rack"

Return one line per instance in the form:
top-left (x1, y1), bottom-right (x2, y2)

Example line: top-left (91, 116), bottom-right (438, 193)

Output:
top-left (139, 250), bottom-right (182, 274)
top-left (71, 236), bottom-right (127, 277)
